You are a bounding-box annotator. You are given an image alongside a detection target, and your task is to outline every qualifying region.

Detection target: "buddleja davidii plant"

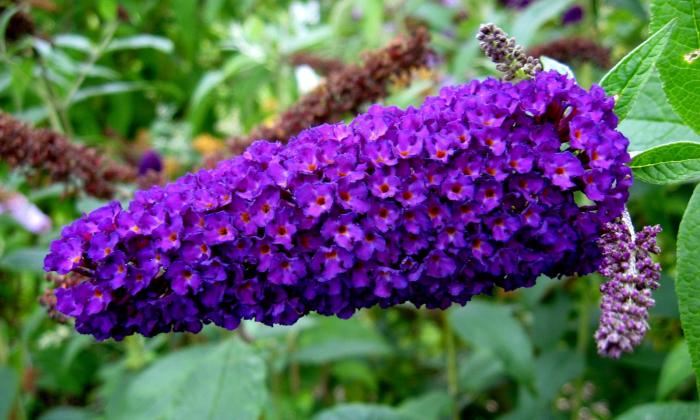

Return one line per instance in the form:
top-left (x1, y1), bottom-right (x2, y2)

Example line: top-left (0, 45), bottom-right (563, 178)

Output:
top-left (481, 23), bottom-right (665, 359)
top-left (41, 17), bottom-right (663, 368)
top-left (597, 0), bottom-right (700, 400)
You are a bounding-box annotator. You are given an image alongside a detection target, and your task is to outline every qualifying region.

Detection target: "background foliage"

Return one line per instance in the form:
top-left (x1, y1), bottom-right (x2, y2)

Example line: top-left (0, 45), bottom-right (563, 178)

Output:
top-left (1, 0), bottom-right (699, 419)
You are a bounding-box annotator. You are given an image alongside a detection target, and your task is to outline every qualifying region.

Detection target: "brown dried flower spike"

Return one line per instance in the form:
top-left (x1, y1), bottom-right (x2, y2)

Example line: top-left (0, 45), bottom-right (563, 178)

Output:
top-left (289, 52), bottom-right (347, 76)
top-left (228, 28), bottom-right (432, 152)
top-left (0, 113), bottom-right (136, 198)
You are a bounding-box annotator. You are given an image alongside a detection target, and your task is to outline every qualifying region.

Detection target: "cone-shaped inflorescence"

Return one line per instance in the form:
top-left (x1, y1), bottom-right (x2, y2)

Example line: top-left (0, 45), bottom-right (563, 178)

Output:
top-left (477, 24), bottom-right (542, 81)
top-left (0, 113), bottom-right (136, 199)
top-left (228, 28), bottom-right (432, 153)
top-left (44, 71), bottom-right (631, 340)
top-left (595, 213), bottom-right (661, 358)
top-left (529, 37), bottom-right (611, 69)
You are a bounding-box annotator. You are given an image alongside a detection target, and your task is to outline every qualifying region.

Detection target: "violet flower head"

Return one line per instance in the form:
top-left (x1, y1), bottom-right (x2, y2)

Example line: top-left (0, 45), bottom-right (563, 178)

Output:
top-left (138, 150), bottom-right (163, 176)
top-left (595, 212), bottom-right (662, 359)
top-left (562, 5), bottom-right (585, 25)
top-left (44, 71), bottom-right (631, 340)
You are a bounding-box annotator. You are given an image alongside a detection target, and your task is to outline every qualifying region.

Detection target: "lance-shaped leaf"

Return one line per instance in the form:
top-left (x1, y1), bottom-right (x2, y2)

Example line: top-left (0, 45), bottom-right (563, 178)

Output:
top-left (630, 141), bottom-right (700, 184)
top-left (619, 70), bottom-right (700, 151)
top-left (676, 184), bottom-right (700, 397)
top-left (600, 20), bottom-right (675, 120)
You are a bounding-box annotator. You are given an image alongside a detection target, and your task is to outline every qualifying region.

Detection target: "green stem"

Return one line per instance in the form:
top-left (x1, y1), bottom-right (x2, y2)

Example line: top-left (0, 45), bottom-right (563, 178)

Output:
top-left (441, 311), bottom-right (459, 420)
top-left (35, 55), bottom-right (71, 135)
top-left (571, 276), bottom-right (592, 420)
top-left (62, 21), bottom-right (118, 109)
top-left (589, 0), bottom-right (600, 37)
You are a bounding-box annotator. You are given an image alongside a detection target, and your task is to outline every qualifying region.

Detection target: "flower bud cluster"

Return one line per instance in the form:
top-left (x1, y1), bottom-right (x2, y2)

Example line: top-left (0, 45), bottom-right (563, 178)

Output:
top-left (477, 24), bottom-right (542, 80)
top-left (595, 212), bottom-right (662, 358)
top-left (0, 113), bottom-right (135, 198)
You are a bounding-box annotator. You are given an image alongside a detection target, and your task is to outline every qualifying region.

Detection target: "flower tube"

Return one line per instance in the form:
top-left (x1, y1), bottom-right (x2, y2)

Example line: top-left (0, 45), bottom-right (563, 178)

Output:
top-left (44, 71), bottom-right (631, 340)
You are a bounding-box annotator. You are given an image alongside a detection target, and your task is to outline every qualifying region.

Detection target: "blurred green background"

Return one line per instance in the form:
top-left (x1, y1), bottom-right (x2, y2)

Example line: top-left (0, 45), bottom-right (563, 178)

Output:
top-left (0, 0), bottom-right (696, 419)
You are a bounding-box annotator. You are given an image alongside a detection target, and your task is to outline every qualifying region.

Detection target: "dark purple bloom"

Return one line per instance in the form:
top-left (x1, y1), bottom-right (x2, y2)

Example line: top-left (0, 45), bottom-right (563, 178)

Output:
top-left (296, 183), bottom-right (334, 217)
top-left (321, 214), bottom-right (363, 250)
top-left (562, 5), bottom-right (584, 25)
top-left (369, 170), bottom-right (401, 199)
top-left (168, 262), bottom-right (202, 295)
top-left (138, 150), bottom-right (163, 175)
top-left (425, 250), bottom-right (457, 278)
top-left (543, 152), bottom-right (585, 190)
top-left (268, 255), bottom-right (307, 285)
top-left (44, 71), bottom-right (631, 340)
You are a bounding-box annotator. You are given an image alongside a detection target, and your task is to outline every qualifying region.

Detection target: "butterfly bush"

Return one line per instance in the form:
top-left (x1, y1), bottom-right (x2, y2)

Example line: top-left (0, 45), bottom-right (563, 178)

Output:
top-left (44, 71), bottom-right (631, 340)
top-left (595, 215), bottom-right (661, 358)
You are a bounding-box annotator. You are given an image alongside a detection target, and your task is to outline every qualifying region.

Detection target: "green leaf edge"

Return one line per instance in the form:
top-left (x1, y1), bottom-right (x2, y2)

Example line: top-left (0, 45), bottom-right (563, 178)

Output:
top-left (676, 183), bottom-right (700, 400)
top-left (599, 19), bottom-right (676, 121)
top-left (630, 141), bottom-right (700, 184)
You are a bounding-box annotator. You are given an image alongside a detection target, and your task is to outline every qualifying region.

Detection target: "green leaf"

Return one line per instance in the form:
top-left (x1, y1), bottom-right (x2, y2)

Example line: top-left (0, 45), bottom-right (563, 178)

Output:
top-left (533, 349), bottom-right (584, 402)
top-left (459, 348), bottom-right (505, 394)
top-left (397, 391), bottom-right (452, 420)
top-left (657, 340), bottom-right (694, 400)
top-left (619, 70), bottom-right (700, 151)
top-left (409, 3), bottom-right (454, 30)
top-left (38, 407), bottom-right (93, 420)
top-left (630, 141), bottom-right (700, 184)
top-left (651, 0), bottom-right (700, 134)
top-left (0, 5), bottom-right (18, 54)
top-left (600, 20), bottom-right (675, 120)
top-left (540, 56), bottom-right (575, 79)
top-left (189, 55), bottom-right (257, 114)
top-left (609, 0), bottom-right (648, 19)
top-left (531, 293), bottom-right (572, 349)
top-left (617, 402), bottom-right (699, 420)
top-left (0, 247), bottom-right (48, 273)
top-left (0, 366), bottom-right (19, 420)
top-left (107, 339), bottom-right (267, 420)
top-left (106, 35), bottom-right (174, 53)
top-left (71, 82), bottom-right (147, 104)
top-left (449, 301), bottom-right (534, 385)
top-left (677, 183), bottom-right (700, 396)
top-left (359, 0), bottom-right (384, 49)
top-left (292, 317), bottom-right (391, 364)
top-left (314, 404), bottom-right (411, 420)
top-left (76, 196), bottom-right (111, 215)
top-left (54, 34), bottom-right (94, 53)
top-left (97, 0), bottom-right (118, 21)
top-left (511, 0), bottom-right (574, 48)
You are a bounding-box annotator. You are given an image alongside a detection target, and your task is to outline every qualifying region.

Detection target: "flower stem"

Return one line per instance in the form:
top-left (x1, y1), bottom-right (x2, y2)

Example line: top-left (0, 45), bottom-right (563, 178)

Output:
top-left (571, 276), bottom-right (592, 420)
top-left (441, 311), bottom-right (460, 420)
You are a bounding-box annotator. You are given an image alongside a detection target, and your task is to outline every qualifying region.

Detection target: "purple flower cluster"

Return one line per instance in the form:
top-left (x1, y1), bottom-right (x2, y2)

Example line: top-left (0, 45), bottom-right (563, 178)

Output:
top-left (44, 71), bottom-right (631, 340)
top-left (595, 214), bottom-right (662, 358)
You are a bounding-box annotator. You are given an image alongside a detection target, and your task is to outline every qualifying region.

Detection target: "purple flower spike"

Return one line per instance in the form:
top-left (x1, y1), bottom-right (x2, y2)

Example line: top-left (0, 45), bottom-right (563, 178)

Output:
top-left (595, 212), bottom-right (662, 359)
top-left (44, 71), bottom-right (631, 340)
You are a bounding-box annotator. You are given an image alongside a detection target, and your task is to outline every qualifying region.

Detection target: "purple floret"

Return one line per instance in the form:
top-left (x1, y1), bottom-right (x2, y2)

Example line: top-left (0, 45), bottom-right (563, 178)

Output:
top-left (44, 71), bottom-right (632, 340)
